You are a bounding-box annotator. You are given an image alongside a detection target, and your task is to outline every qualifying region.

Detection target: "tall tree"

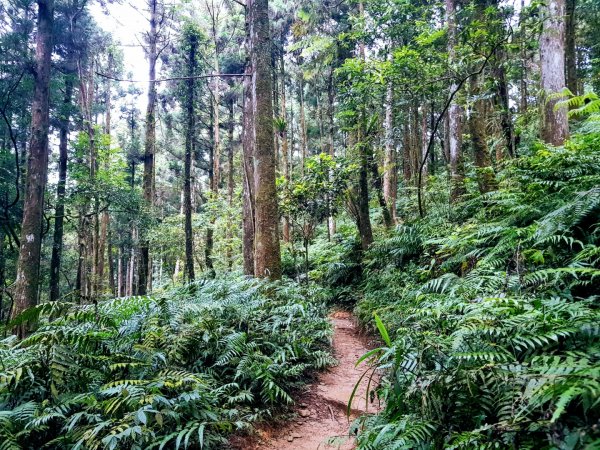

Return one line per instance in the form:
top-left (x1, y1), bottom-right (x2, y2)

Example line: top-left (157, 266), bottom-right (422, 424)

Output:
top-left (382, 63), bottom-right (397, 223)
top-left (49, 16), bottom-right (77, 302)
top-left (446, 0), bottom-right (465, 202)
top-left (139, 0), bottom-right (161, 294)
top-left (242, 2), bottom-right (256, 276)
top-left (540, 0), bottom-right (569, 145)
top-left (249, 0), bottom-right (281, 279)
top-left (11, 0), bottom-right (54, 332)
top-left (183, 26), bottom-right (198, 282)
top-left (565, 0), bottom-right (577, 95)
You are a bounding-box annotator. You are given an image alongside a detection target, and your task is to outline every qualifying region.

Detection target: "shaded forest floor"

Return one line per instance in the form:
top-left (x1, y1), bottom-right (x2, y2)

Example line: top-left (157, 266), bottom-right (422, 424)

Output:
top-left (230, 311), bottom-right (381, 450)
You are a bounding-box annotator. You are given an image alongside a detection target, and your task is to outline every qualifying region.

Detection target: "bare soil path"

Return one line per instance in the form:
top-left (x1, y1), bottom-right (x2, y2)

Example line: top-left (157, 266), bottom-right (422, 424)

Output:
top-left (231, 311), bottom-right (380, 450)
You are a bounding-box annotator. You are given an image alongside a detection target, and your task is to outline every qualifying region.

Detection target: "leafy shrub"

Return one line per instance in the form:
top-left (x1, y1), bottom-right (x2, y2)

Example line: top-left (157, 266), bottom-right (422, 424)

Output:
top-left (0, 277), bottom-right (333, 449)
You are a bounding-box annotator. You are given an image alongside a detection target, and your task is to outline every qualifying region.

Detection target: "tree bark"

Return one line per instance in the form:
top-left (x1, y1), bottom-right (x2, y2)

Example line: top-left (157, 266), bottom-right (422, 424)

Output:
top-left (355, 0), bottom-right (373, 249)
top-left (327, 68), bottom-right (336, 238)
top-left (139, 0), bottom-right (159, 294)
top-left (226, 99), bottom-right (235, 268)
top-left (446, 0), bottom-right (465, 202)
top-left (97, 53), bottom-right (114, 295)
top-left (49, 50), bottom-right (75, 302)
top-left (402, 120), bottom-right (412, 183)
top-left (565, 0), bottom-right (577, 95)
top-left (469, 74), bottom-right (496, 193)
top-left (382, 76), bottom-right (397, 223)
top-left (298, 71), bottom-right (308, 173)
top-left (12, 0), bottom-right (54, 333)
top-left (184, 31), bottom-right (196, 282)
top-left (494, 48), bottom-right (514, 159)
top-left (242, 4), bottom-right (256, 276)
top-left (540, 0), bottom-right (569, 145)
top-left (250, 0), bottom-right (281, 279)
top-left (356, 138), bottom-right (373, 251)
top-left (280, 51), bottom-right (291, 243)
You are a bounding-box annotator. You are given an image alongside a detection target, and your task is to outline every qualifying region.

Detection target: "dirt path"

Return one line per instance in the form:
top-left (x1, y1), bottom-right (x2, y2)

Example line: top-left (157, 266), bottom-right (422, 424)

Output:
top-left (231, 311), bottom-right (380, 450)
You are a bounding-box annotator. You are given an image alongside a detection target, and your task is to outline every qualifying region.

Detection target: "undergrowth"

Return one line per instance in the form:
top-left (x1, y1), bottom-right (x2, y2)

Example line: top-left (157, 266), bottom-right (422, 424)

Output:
top-left (348, 131), bottom-right (600, 448)
top-left (0, 277), bottom-right (333, 449)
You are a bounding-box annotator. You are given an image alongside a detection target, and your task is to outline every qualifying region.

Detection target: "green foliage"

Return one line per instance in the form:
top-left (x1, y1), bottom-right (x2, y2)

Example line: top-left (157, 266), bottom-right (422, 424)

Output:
top-left (351, 132), bottom-right (600, 449)
top-left (0, 277), bottom-right (333, 449)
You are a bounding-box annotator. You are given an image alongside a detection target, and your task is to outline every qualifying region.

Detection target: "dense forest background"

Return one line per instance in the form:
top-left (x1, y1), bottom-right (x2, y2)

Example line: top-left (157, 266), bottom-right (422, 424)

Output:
top-left (1, 0), bottom-right (600, 448)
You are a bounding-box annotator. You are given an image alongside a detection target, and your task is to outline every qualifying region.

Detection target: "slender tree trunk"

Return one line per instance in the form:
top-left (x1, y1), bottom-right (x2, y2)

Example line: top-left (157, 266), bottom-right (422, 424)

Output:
top-left (97, 54), bottom-right (114, 295)
top-left (205, 96), bottom-right (216, 276)
top-left (117, 247), bottom-right (124, 296)
top-left (356, 0), bottom-right (373, 249)
top-left (519, 0), bottom-right (528, 114)
top-left (250, 0), bottom-right (281, 279)
top-left (469, 75), bottom-right (496, 193)
top-left (107, 226), bottom-right (115, 295)
top-left (402, 120), bottom-right (412, 183)
top-left (565, 0), bottom-right (577, 95)
top-left (49, 53), bottom-right (75, 302)
top-left (411, 106), bottom-right (420, 183)
top-left (298, 69), bottom-right (308, 172)
top-left (540, 0), bottom-right (569, 145)
top-left (446, 0), bottom-right (465, 202)
top-left (280, 51), bottom-right (291, 243)
top-left (139, 0), bottom-right (159, 294)
top-left (242, 4), bottom-right (256, 276)
top-left (420, 105), bottom-right (429, 179)
top-left (382, 76), bottom-right (397, 223)
top-left (184, 32), bottom-right (196, 282)
top-left (226, 99), bottom-right (235, 268)
top-left (356, 135), bottom-right (373, 251)
top-left (0, 229), bottom-right (6, 321)
top-left (12, 0), bottom-right (54, 333)
top-left (327, 69), bottom-right (336, 238)
top-left (494, 48), bottom-right (515, 159)
top-left (78, 60), bottom-right (97, 302)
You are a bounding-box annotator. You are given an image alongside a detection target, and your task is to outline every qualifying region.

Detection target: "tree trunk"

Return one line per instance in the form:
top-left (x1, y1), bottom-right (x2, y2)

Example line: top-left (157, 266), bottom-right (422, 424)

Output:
top-left (250, 0), bottom-right (281, 279)
top-left (494, 48), bottom-right (515, 159)
top-left (519, 0), bottom-right (528, 114)
top-left (280, 51), bottom-right (291, 243)
top-left (469, 75), bottom-right (496, 193)
top-left (327, 68), bottom-right (336, 237)
top-left (139, 0), bottom-right (159, 294)
top-left (242, 4), bottom-right (256, 276)
top-left (446, 0), bottom-right (465, 202)
top-left (540, 0), bottom-right (569, 145)
top-left (49, 52), bottom-right (75, 302)
top-left (298, 69), bottom-right (308, 172)
top-left (118, 247), bottom-right (124, 296)
top-left (565, 0), bottom-right (577, 95)
top-left (356, 136), bottom-right (373, 251)
top-left (382, 76), bottom-right (397, 223)
top-left (97, 54), bottom-right (114, 296)
top-left (184, 32), bottom-right (196, 282)
top-left (12, 0), bottom-right (54, 333)
top-left (226, 99), bottom-right (235, 268)
top-left (402, 120), bottom-right (412, 182)
top-left (355, 0), bottom-right (373, 249)
top-left (420, 105), bottom-right (429, 179)
top-left (0, 229), bottom-right (6, 321)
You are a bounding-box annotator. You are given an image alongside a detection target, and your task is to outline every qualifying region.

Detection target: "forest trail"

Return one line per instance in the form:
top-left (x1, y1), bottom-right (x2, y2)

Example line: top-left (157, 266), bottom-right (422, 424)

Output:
top-left (231, 311), bottom-right (380, 450)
